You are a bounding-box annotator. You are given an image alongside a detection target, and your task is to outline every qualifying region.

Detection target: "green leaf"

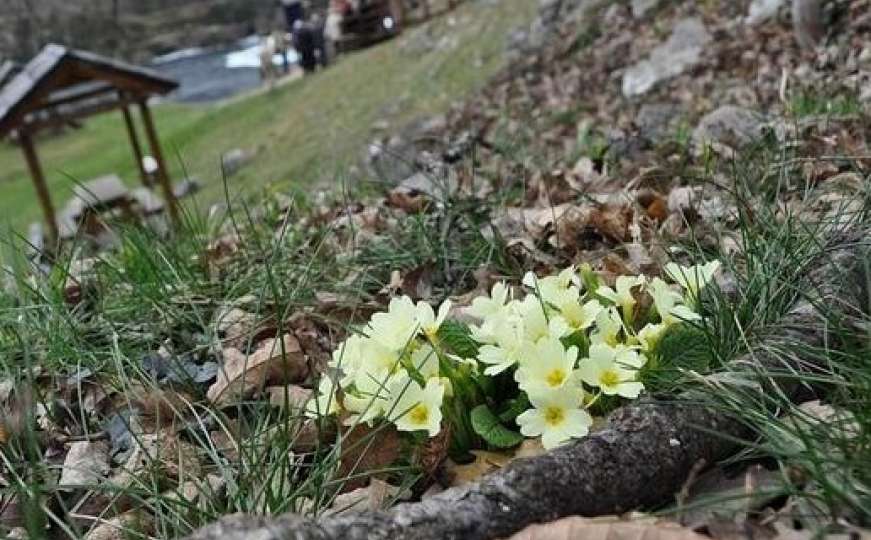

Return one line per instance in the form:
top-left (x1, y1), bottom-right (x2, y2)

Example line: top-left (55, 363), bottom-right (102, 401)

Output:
top-left (645, 323), bottom-right (714, 392)
top-left (498, 393), bottom-right (530, 423)
top-left (438, 320), bottom-right (480, 359)
top-left (471, 404), bottom-right (524, 448)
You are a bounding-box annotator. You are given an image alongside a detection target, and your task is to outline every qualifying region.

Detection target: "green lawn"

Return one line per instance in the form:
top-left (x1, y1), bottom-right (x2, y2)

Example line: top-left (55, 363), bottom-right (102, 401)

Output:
top-left (0, 0), bottom-right (535, 233)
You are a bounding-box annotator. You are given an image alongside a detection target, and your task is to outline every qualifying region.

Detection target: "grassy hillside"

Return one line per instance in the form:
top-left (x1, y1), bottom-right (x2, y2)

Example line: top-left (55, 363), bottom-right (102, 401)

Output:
top-left (0, 0), bottom-right (535, 234)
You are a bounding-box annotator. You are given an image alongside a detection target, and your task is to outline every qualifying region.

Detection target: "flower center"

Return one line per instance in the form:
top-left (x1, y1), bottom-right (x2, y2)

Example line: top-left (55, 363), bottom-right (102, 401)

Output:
top-left (545, 369), bottom-right (566, 387)
top-left (599, 369), bottom-right (620, 388)
top-left (543, 406), bottom-right (565, 426)
top-left (409, 404), bottom-right (429, 425)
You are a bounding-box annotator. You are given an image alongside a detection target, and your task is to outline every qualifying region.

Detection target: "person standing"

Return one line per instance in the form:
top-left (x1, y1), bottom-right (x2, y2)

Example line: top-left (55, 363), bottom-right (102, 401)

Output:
top-left (281, 0), bottom-right (305, 31)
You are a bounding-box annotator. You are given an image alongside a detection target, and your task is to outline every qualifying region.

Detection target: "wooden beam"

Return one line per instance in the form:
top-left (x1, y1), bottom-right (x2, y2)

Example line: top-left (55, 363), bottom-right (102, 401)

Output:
top-left (18, 130), bottom-right (59, 244)
top-left (138, 100), bottom-right (180, 225)
top-left (121, 105), bottom-right (149, 187)
top-left (21, 95), bottom-right (136, 133)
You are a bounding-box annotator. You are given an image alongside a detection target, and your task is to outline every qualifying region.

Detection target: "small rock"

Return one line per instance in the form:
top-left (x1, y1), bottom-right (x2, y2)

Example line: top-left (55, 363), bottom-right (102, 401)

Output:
top-left (622, 18), bottom-right (712, 98)
top-left (635, 103), bottom-right (684, 142)
top-left (630, 0), bottom-right (659, 18)
top-left (59, 441), bottom-right (110, 489)
top-left (173, 178), bottom-right (201, 198)
top-left (221, 148), bottom-right (252, 177)
top-left (693, 106), bottom-right (766, 152)
top-left (745, 0), bottom-right (785, 25)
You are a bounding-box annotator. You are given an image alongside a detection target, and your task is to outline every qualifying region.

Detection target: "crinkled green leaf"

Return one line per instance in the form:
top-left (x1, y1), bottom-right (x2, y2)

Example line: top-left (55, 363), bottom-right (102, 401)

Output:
top-left (471, 404), bottom-right (523, 448)
top-left (438, 320), bottom-right (480, 359)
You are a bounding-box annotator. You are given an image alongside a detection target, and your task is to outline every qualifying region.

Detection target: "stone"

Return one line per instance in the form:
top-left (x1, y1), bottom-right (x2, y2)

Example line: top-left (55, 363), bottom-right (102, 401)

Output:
top-left (59, 441), bottom-right (110, 489)
top-left (221, 148), bottom-right (252, 177)
top-left (173, 177), bottom-right (202, 198)
top-left (630, 0), bottom-right (659, 19)
top-left (635, 103), bottom-right (684, 142)
top-left (692, 106), bottom-right (766, 151)
top-left (130, 188), bottom-right (164, 215)
top-left (622, 18), bottom-right (712, 98)
top-left (745, 0), bottom-right (785, 25)
top-left (71, 175), bottom-right (130, 211)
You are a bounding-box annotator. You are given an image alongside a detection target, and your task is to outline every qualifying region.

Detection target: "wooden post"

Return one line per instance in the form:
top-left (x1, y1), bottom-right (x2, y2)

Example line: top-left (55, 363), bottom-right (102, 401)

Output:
top-left (19, 130), bottom-right (59, 244)
top-left (121, 105), bottom-right (149, 187)
top-left (138, 99), bottom-right (180, 225)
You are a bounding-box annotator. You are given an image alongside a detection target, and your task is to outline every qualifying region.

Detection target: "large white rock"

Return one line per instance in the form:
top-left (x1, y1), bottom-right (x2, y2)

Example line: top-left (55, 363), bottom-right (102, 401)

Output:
top-left (622, 18), bottom-right (712, 98)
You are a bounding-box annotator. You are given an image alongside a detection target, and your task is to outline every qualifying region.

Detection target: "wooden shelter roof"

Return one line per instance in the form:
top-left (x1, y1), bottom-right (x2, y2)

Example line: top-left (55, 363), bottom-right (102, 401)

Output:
top-left (0, 44), bottom-right (178, 136)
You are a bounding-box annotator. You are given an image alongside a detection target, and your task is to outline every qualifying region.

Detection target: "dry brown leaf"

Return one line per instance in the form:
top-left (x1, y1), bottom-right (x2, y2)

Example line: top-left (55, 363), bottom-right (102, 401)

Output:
top-left (590, 205), bottom-right (633, 243)
top-left (414, 424), bottom-right (452, 480)
top-left (322, 478), bottom-right (405, 517)
top-left (445, 450), bottom-right (513, 487)
top-left (207, 335), bottom-right (308, 406)
top-left (646, 196), bottom-right (669, 222)
top-left (265, 385), bottom-right (313, 411)
top-left (508, 515), bottom-right (710, 540)
top-left (337, 424), bottom-right (403, 492)
top-left (386, 186), bottom-right (431, 213)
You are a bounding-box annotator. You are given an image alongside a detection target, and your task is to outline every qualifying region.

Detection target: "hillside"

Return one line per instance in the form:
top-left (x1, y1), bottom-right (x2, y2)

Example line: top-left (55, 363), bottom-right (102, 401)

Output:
top-left (0, 0), bottom-right (536, 233)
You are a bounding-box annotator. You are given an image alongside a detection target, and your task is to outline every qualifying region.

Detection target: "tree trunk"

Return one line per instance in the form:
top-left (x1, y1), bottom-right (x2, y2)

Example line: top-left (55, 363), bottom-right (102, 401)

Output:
top-left (186, 228), bottom-right (869, 540)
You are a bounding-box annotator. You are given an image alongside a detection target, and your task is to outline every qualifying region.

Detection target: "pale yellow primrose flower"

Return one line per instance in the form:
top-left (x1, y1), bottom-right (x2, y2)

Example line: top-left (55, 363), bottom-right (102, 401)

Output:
top-left (515, 336), bottom-right (579, 393)
top-left (559, 297), bottom-right (604, 332)
top-left (597, 275), bottom-right (646, 319)
top-left (416, 299), bottom-right (452, 338)
top-left (577, 343), bottom-right (644, 398)
top-left (516, 295), bottom-right (571, 343)
top-left (343, 369), bottom-right (399, 425)
top-left (664, 261), bottom-right (720, 301)
top-left (328, 333), bottom-right (366, 386)
top-left (467, 282), bottom-right (512, 320)
top-left (636, 322), bottom-right (667, 353)
top-left (648, 278), bottom-right (700, 325)
top-left (410, 342), bottom-right (440, 380)
top-left (305, 377), bottom-right (341, 419)
top-left (523, 267), bottom-right (579, 307)
top-left (476, 315), bottom-right (526, 375)
top-left (389, 377), bottom-right (445, 436)
top-left (590, 307), bottom-right (625, 346)
top-left (368, 295), bottom-right (420, 350)
top-left (516, 385), bottom-right (592, 450)
top-left (357, 337), bottom-right (403, 377)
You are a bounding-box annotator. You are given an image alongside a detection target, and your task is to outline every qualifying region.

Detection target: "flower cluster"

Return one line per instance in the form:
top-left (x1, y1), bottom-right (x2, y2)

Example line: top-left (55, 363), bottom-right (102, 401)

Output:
top-left (467, 261), bottom-right (719, 449)
top-left (306, 296), bottom-right (453, 437)
top-left (308, 260), bottom-right (720, 453)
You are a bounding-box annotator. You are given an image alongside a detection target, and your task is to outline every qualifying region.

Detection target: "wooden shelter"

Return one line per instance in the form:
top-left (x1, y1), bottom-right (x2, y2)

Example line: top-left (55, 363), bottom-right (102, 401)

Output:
top-left (0, 44), bottom-right (181, 243)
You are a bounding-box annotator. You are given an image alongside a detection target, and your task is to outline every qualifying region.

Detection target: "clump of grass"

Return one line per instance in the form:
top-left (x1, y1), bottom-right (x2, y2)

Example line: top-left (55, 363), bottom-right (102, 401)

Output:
top-left (664, 134), bottom-right (871, 530)
top-left (789, 91), bottom-right (863, 118)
